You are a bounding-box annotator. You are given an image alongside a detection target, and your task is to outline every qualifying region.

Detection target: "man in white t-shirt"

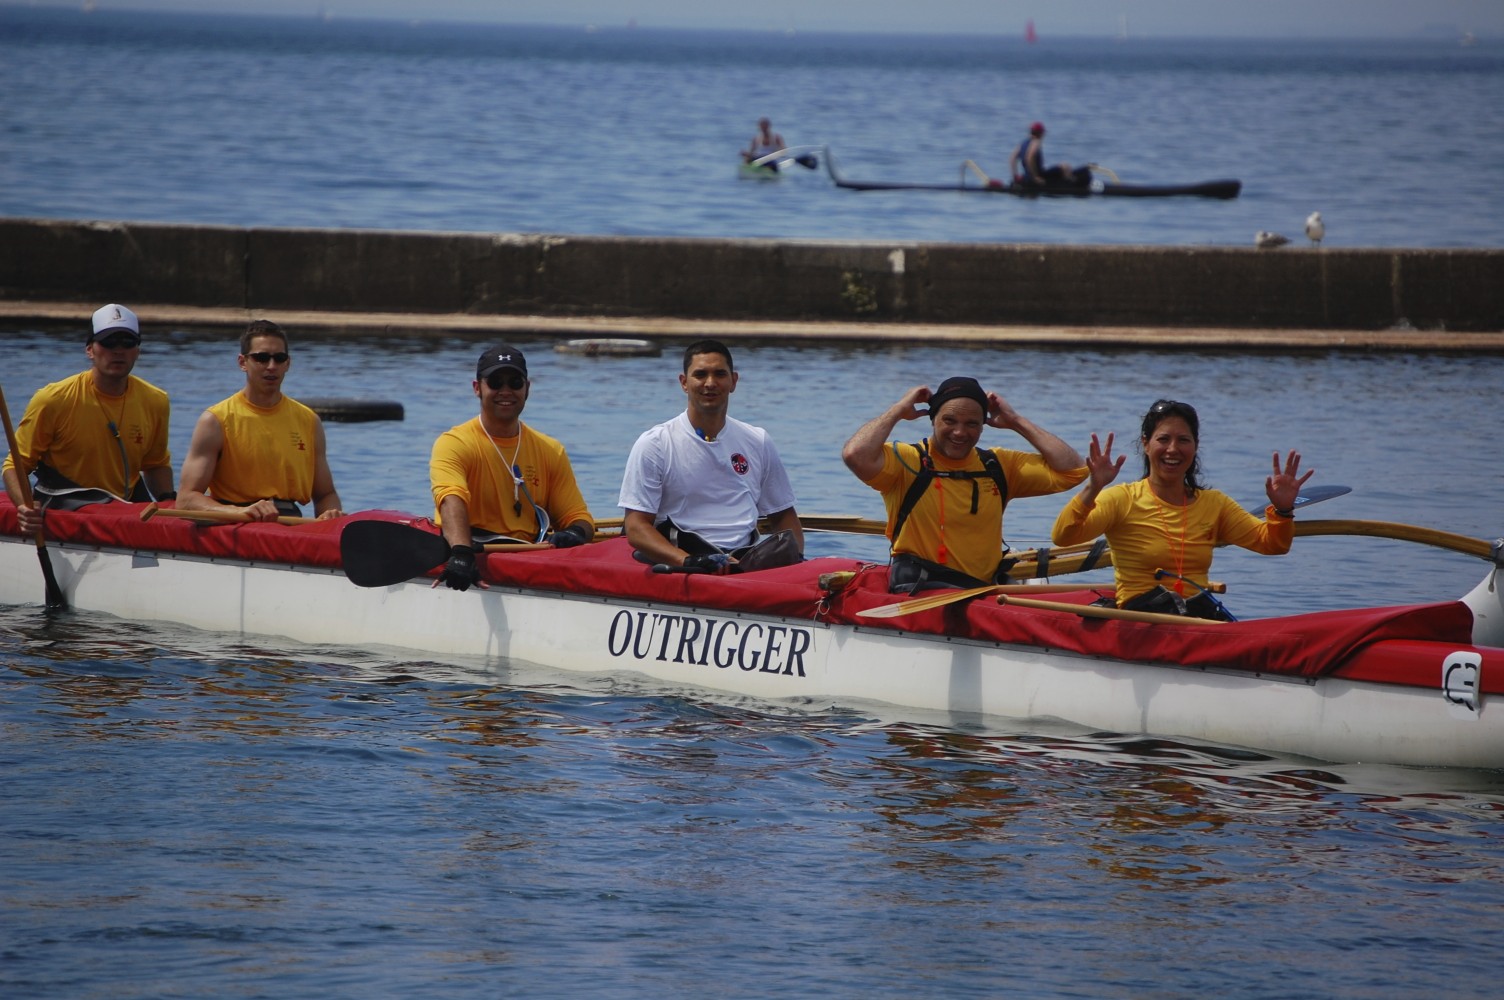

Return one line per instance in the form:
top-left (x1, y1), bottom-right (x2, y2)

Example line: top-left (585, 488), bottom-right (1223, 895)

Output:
top-left (618, 339), bottom-right (803, 574)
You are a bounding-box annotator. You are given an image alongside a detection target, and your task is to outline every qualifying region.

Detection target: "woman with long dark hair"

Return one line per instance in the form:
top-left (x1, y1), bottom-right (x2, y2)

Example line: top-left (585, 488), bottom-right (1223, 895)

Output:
top-left (1051, 399), bottom-right (1313, 619)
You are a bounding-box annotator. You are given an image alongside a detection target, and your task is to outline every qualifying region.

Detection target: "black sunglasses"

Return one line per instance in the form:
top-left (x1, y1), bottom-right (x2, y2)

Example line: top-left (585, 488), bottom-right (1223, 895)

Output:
top-left (96, 334), bottom-right (140, 350)
top-left (1149, 399), bottom-right (1197, 418)
top-left (246, 351), bottom-right (290, 364)
top-left (485, 371), bottom-right (526, 391)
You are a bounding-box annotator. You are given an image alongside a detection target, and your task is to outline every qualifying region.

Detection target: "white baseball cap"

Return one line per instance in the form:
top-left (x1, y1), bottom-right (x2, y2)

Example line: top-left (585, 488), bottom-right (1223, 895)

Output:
top-left (90, 303), bottom-right (140, 342)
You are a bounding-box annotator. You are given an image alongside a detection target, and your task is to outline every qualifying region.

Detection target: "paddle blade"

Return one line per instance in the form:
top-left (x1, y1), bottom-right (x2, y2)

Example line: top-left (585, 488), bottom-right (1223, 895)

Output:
top-left (340, 520), bottom-right (450, 588)
top-left (1294, 485), bottom-right (1351, 509)
top-left (857, 585), bottom-right (1003, 619)
top-left (38, 545), bottom-right (66, 611)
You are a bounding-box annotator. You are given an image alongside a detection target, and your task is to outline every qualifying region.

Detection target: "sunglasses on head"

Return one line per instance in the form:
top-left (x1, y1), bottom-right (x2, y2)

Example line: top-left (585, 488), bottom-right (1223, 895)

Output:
top-left (246, 351), bottom-right (290, 364)
top-left (1149, 399), bottom-right (1197, 418)
top-left (485, 371), bottom-right (526, 391)
top-left (96, 334), bottom-right (140, 350)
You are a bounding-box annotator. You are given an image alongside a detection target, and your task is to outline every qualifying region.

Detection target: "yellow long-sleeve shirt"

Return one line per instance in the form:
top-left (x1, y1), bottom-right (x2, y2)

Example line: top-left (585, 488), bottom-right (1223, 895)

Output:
top-left (1052, 479), bottom-right (1293, 605)
top-left (862, 440), bottom-right (1086, 583)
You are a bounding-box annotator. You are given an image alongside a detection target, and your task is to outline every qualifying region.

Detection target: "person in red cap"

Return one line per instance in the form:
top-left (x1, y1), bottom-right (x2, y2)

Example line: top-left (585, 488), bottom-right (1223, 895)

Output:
top-left (3, 303), bottom-right (175, 535)
top-left (427, 344), bottom-right (596, 592)
top-left (843, 378), bottom-right (1086, 593)
top-left (1009, 121), bottom-right (1075, 186)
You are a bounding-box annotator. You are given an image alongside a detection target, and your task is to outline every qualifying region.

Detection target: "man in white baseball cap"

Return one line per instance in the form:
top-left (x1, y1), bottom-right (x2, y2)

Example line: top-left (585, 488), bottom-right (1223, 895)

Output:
top-left (3, 303), bottom-right (175, 534)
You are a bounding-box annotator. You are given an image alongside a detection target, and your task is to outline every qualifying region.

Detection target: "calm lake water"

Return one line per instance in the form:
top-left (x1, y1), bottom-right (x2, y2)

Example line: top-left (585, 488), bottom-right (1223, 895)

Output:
top-left (4, 8), bottom-right (1504, 998)
top-left (3, 330), bottom-right (1503, 999)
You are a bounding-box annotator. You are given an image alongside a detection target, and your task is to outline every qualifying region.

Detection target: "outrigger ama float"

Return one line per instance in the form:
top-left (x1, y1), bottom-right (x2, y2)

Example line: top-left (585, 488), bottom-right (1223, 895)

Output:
top-left (823, 147), bottom-right (1243, 199)
top-left (2, 499), bottom-right (1501, 769)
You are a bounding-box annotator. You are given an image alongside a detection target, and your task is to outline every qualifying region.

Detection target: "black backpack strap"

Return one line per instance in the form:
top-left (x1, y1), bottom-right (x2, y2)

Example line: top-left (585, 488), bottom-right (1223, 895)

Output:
top-left (890, 441), bottom-right (936, 548)
top-left (891, 442), bottom-right (1011, 547)
top-left (974, 447), bottom-right (1009, 516)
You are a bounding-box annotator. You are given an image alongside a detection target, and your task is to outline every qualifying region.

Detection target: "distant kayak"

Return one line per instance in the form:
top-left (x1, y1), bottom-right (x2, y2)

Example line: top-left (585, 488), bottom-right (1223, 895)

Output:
top-left (738, 145), bottom-right (821, 180)
top-left (824, 147), bottom-right (1241, 199)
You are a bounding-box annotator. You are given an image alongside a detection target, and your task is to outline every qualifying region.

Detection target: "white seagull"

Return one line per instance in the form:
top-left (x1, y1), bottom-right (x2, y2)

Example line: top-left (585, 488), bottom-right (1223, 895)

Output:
top-left (1305, 211), bottom-right (1325, 246)
top-left (1255, 231), bottom-right (1290, 249)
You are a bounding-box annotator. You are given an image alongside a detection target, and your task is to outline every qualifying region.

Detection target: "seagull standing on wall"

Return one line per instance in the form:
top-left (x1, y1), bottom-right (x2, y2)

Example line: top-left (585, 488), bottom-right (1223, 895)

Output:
top-left (1305, 211), bottom-right (1325, 246)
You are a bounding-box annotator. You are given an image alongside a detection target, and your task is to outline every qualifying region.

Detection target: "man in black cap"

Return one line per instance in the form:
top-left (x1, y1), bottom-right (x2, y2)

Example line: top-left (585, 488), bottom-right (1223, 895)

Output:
top-left (3, 303), bottom-right (174, 535)
top-left (428, 343), bottom-right (595, 591)
top-left (842, 378), bottom-right (1085, 592)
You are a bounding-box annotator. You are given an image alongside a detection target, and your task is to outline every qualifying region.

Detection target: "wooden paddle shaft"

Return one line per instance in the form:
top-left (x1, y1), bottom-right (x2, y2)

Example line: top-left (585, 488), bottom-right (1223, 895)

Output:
top-left (141, 503), bottom-right (316, 526)
top-left (997, 594), bottom-right (1226, 626)
top-left (0, 386), bottom-right (44, 543)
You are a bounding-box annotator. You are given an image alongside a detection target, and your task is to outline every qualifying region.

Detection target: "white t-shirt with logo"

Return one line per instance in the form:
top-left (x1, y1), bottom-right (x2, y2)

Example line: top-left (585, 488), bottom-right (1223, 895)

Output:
top-left (618, 412), bottom-right (797, 550)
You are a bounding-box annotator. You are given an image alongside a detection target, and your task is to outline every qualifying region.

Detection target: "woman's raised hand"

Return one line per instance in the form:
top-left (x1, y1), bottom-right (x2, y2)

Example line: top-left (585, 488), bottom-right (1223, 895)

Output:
top-left (1266, 449), bottom-right (1315, 510)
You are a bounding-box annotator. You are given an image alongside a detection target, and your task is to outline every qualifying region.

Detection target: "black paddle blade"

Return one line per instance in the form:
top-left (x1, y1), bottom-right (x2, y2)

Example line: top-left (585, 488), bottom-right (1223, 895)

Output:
top-left (794, 153), bottom-right (819, 170)
top-left (38, 546), bottom-right (66, 611)
top-left (1293, 485), bottom-right (1352, 509)
top-left (340, 520), bottom-right (450, 588)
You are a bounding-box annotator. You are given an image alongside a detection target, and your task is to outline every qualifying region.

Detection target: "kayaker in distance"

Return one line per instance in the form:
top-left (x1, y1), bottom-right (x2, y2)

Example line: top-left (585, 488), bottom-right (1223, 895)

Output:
top-left (2, 303), bottom-right (175, 535)
top-left (741, 117), bottom-right (784, 163)
top-left (1052, 399), bottom-right (1314, 620)
top-left (429, 344), bottom-right (596, 592)
top-left (842, 377), bottom-right (1086, 593)
top-left (177, 320), bottom-right (344, 522)
top-left (619, 338), bottom-right (804, 574)
top-left (1009, 121), bottom-right (1075, 186)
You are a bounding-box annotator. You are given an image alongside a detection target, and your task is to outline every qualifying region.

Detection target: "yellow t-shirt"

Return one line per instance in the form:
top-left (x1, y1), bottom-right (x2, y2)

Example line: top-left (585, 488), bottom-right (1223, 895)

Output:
top-left (2, 371), bottom-right (171, 497)
top-left (205, 393), bottom-right (319, 505)
top-left (430, 418), bottom-right (593, 542)
top-left (862, 440), bottom-right (1087, 583)
top-left (1052, 478), bottom-right (1294, 604)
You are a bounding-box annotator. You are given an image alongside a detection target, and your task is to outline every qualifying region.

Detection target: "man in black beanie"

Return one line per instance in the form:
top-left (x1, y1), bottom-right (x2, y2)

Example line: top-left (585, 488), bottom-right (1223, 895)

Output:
top-left (842, 377), bottom-right (1085, 592)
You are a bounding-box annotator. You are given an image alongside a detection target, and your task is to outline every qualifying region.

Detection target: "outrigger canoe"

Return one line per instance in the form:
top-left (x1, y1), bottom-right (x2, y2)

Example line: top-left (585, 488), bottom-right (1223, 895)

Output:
top-left (3, 499), bottom-right (1501, 769)
top-left (824, 147), bottom-right (1242, 199)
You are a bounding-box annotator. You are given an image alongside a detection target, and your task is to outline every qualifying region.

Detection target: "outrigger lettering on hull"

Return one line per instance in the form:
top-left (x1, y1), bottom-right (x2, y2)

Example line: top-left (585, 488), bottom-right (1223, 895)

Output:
top-left (607, 608), bottom-right (814, 677)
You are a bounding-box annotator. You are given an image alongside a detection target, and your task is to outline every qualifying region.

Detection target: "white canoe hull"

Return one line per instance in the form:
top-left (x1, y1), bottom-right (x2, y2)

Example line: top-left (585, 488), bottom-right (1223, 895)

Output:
top-left (4, 535), bottom-right (1499, 769)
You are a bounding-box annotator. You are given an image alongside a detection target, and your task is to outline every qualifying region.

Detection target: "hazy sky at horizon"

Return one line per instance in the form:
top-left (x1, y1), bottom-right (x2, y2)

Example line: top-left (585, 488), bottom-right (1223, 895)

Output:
top-left (13, 1), bottom-right (1504, 38)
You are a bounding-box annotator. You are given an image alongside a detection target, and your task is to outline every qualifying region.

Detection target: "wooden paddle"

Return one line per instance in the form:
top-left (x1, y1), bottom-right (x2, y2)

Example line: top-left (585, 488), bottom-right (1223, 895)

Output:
top-left (140, 502), bottom-right (316, 526)
top-left (858, 577), bottom-right (1224, 620)
top-left (340, 519), bottom-right (554, 588)
top-left (859, 583), bottom-right (1116, 619)
top-left (1292, 519), bottom-right (1500, 562)
top-left (997, 594), bottom-right (1228, 626)
top-left (1, 384), bottom-right (67, 611)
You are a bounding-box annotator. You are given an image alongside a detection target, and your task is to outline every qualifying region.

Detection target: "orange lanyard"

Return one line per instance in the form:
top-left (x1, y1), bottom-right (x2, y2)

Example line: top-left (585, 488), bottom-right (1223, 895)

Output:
top-left (934, 477), bottom-right (948, 564)
top-left (1156, 492), bottom-right (1187, 593)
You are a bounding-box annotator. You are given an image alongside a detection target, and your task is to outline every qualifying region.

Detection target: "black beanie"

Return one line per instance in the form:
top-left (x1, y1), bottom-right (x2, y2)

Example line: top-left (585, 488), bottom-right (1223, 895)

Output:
top-left (927, 376), bottom-right (987, 419)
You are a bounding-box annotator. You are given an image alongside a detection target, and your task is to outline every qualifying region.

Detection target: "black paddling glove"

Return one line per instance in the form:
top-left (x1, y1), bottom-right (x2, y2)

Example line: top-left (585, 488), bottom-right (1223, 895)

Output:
top-left (550, 523), bottom-right (593, 549)
top-left (682, 552), bottom-right (732, 575)
top-left (440, 544), bottom-right (481, 591)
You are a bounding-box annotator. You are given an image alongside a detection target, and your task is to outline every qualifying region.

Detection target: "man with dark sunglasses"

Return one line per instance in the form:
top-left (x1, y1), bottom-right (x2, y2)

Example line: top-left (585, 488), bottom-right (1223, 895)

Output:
top-left (428, 344), bottom-right (596, 592)
top-left (4, 303), bottom-right (175, 535)
top-left (177, 320), bottom-right (343, 522)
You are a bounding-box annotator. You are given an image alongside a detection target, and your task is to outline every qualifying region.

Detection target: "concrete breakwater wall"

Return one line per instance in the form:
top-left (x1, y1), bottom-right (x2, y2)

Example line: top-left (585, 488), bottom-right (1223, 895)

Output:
top-left (2, 217), bottom-right (1501, 333)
